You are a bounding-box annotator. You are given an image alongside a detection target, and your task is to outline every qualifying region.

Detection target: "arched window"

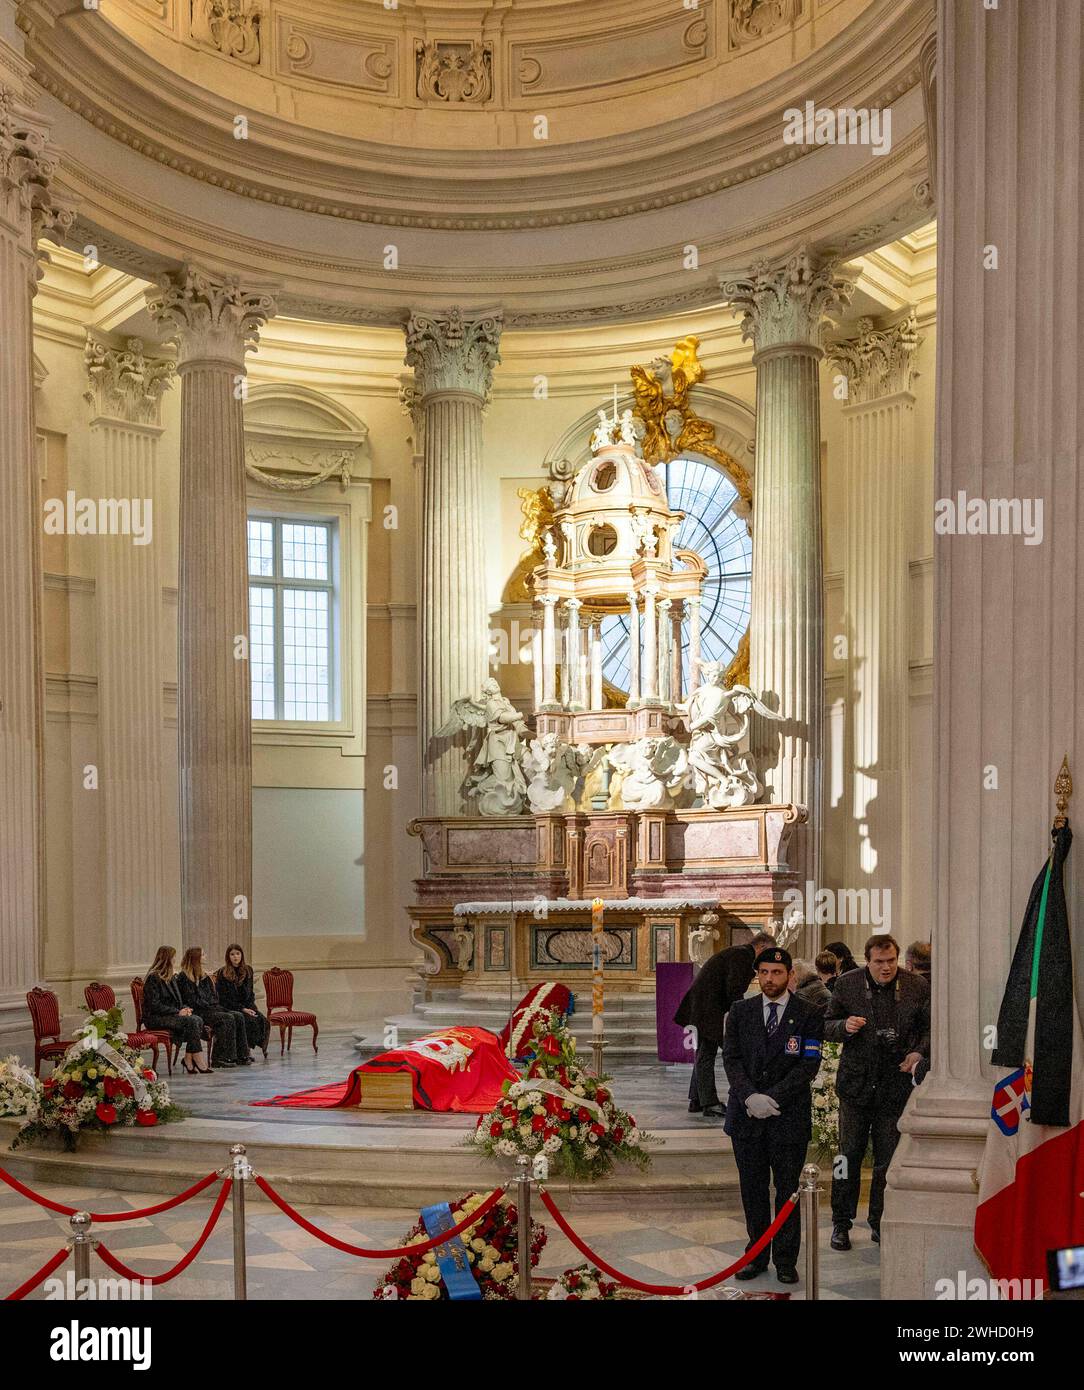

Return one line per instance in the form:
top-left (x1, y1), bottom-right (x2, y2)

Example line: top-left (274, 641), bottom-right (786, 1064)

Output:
top-left (600, 456), bottom-right (751, 694)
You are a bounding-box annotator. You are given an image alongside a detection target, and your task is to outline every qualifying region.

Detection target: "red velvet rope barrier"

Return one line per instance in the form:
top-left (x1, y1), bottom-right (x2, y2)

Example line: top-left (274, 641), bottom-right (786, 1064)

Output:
top-left (0, 1165), bottom-right (219, 1221)
top-left (4, 1246), bottom-right (69, 1302)
top-left (94, 1178), bottom-right (232, 1286)
top-left (539, 1187), bottom-right (799, 1295)
top-left (254, 1175), bottom-right (506, 1258)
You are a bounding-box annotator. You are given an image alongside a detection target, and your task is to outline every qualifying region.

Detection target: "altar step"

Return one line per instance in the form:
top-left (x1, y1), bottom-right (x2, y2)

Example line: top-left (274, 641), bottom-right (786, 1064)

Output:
top-left (360, 990), bottom-right (662, 1063)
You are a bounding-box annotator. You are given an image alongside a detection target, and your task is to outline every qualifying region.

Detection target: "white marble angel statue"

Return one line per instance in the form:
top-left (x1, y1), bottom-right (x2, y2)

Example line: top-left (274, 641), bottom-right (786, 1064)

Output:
top-left (685, 666), bottom-right (781, 808)
top-left (522, 733), bottom-right (599, 814)
top-left (688, 910), bottom-right (720, 969)
top-left (436, 677), bottom-right (529, 816)
top-left (610, 734), bottom-right (687, 810)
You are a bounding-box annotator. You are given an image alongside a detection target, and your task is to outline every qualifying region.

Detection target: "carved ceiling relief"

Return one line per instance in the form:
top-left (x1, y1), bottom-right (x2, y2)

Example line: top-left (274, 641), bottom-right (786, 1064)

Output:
top-left (416, 41), bottom-right (493, 105)
top-left (190, 0), bottom-right (261, 67)
top-left (729, 0), bottom-right (803, 50)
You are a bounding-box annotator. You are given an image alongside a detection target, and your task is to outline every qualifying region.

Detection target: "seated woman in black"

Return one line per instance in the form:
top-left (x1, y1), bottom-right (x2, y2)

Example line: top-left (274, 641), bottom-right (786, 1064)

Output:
top-left (142, 945), bottom-right (211, 1075)
top-left (216, 944), bottom-right (269, 1058)
top-left (176, 946), bottom-right (249, 1068)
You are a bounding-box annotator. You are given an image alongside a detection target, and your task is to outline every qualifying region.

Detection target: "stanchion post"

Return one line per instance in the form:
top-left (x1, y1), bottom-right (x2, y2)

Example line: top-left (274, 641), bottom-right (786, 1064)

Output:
top-left (515, 1154), bottom-right (532, 1302)
top-left (229, 1143), bottom-right (252, 1302)
top-left (800, 1162), bottom-right (820, 1301)
top-left (69, 1211), bottom-right (92, 1294)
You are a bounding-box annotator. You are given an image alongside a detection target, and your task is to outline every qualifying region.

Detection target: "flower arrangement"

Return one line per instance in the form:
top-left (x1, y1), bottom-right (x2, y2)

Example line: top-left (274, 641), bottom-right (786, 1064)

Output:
top-left (469, 1008), bottom-right (654, 1181)
top-left (11, 1008), bottom-right (183, 1152)
top-left (0, 1057), bottom-right (42, 1120)
top-left (545, 1264), bottom-right (620, 1301)
top-left (810, 1040), bottom-right (842, 1161)
top-left (372, 1191), bottom-right (546, 1301)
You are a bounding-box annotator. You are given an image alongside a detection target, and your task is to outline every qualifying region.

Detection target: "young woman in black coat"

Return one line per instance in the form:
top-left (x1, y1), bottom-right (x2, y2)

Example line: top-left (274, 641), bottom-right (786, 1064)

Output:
top-left (216, 944), bottom-right (270, 1057)
top-left (142, 946), bottom-right (211, 1074)
top-left (176, 947), bottom-right (250, 1067)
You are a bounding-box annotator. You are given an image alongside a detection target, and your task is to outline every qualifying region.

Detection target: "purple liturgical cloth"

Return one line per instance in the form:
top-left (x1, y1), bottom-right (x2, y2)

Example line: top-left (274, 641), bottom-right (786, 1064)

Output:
top-left (656, 962), bottom-right (695, 1063)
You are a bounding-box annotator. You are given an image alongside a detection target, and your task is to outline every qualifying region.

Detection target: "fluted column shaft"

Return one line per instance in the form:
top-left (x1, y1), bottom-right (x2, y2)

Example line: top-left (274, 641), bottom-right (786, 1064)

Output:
top-left (148, 267), bottom-right (275, 961)
top-left (627, 592), bottom-right (641, 706)
top-left (405, 309), bottom-right (502, 815)
top-left (641, 586), bottom-right (659, 701)
top-left (540, 594), bottom-right (557, 708)
top-left (0, 90), bottom-right (72, 1016)
top-left (85, 335), bottom-right (175, 973)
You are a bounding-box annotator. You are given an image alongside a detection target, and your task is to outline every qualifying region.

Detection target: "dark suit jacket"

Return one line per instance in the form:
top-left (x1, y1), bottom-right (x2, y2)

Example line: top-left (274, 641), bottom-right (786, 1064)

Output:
top-left (823, 967), bottom-right (930, 1107)
top-left (674, 943), bottom-right (756, 1045)
top-left (216, 970), bottom-right (256, 1013)
top-left (176, 973), bottom-right (220, 1013)
top-left (722, 993), bottom-right (824, 1144)
top-left (142, 972), bottom-right (184, 1022)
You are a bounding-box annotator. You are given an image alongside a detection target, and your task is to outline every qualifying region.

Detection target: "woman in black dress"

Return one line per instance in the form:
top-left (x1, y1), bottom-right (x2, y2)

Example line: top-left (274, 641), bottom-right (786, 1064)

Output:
top-left (142, 946), bottom-right (211, 1075)
top-left (176, 947), bottom-right (250, 1068)
top-left (217, 944), bottom-right (269, 1058)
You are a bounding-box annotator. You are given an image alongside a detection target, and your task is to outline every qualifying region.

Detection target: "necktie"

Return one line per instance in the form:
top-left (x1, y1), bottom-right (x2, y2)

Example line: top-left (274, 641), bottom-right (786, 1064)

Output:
top-left (766, 1002), bottom-right (779, 1036)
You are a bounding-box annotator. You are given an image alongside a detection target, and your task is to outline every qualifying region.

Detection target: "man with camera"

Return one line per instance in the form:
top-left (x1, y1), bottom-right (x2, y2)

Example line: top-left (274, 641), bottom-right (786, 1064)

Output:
top-left (824, 933), bottom-right (929, 1250)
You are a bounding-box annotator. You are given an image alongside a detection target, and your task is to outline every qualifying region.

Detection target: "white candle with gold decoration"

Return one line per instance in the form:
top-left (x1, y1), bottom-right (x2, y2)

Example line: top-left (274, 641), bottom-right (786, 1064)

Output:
top-left (591, 897), bottom-right (605, 1039)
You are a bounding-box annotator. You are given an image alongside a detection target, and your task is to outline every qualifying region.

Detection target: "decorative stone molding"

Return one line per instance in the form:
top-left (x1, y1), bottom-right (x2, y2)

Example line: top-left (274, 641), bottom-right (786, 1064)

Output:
top-left (84, 333), bottom-right (175, 426)
top-left (147, 264), bottom-right (276, 366)
top-left (826, 309), bottom-right (921, 404)
top-left (245, 446), bottom-right (353, 492)
top-left (416, 41), bottom-right (492, 105)
top-left (190, 0), bottom-right (261, 67)
top-left (729, 0), bottom-right (802, 50)
top-left (404, 307), bottom-right (502, 400)
top-left (0, 87), bottom-right (75, 256)
top-left (720, 246), bottom-right (858, 354)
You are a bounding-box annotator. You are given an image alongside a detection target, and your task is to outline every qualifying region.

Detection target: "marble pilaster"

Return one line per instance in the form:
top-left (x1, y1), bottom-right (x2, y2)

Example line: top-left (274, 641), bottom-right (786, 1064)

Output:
top-left (148, 265), bottom-right (276, 961)
top-left (405, 308), bottom-right (502, 814)
top-left (627, 591), bottom-right (641, 707)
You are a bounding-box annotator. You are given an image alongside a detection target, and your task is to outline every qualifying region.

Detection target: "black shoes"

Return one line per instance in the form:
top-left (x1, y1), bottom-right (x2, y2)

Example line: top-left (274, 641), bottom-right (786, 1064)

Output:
top-left (702, 1104), bottom-right (726, 1119)
top-left (776, 1268), bottom-right (799, 1285)
top-left (733, 1265), bottom-right (767, 1281)
top-left (688, 1101), bottom-right (702, 1114)
top-left (830, 1224), bottom-right (852, 1251)
top-left (870, 1225), bottom-right (881, 1244)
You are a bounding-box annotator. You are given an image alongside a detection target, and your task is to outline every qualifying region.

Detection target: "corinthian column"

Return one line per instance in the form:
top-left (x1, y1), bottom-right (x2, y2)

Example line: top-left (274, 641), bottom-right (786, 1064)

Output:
top-left (0, 90), bottom-right (72, 1023)
top-left (84, 334), bottom-right (175, 974)
top-left (148, 267), bottom-right (275, 961)
top-left (405, 308), bottom-right (502, 815)
top-left (721, 248), bottom-right (856, 894)
top-left (827, 312), bottom-right (920, 929)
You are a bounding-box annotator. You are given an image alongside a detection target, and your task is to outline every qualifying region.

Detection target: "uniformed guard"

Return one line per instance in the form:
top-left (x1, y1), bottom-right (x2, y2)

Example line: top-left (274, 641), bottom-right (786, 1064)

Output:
top-left (721, 945), bottom-right (823, 1284)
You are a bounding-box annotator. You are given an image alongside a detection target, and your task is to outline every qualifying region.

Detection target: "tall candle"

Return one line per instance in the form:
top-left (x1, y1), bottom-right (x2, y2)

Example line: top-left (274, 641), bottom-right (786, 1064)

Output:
top-left (591, 897), bottom-right (605, 1035)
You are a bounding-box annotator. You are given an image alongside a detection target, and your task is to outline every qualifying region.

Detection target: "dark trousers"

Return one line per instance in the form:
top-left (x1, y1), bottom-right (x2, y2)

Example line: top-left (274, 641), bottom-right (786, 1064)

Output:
top-left (731, 1126), bottom-right (805, 1272)
top-left (239, 1009), bottom-right (270, 1051)
top-left (146, 1012), bottom-right (204, 1055)
top-left (201, 1008), bottom-right (248, 1064)
top-left (831, 1087), bottom-right (907, 1230)
top-left (687, 1037), bottom-right (721, 1109)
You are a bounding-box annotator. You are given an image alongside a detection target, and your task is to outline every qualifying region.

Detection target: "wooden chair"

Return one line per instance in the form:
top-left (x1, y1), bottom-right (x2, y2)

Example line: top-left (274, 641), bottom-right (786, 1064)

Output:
top-left (262, 967), bottom-right (319, 1056)
top-left (84, 981), bottom-right (167, 1075)
top-left (130, 979), bottom-right (179, 1076)
top-left (25, 988), bottom-right (73, 1078)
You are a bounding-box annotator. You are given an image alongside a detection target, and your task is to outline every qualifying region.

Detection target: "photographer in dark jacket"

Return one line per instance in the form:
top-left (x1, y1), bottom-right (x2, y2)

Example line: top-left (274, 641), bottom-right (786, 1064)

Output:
top-left (824, 934), bottom-right (929, 1249)
top-left (674, 930), bottom-right (777, 1118)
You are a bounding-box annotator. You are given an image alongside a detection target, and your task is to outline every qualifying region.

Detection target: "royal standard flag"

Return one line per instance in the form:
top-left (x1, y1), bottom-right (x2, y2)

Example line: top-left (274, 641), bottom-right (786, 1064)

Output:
top-left (974, 823), bottom-right (1084, 1291)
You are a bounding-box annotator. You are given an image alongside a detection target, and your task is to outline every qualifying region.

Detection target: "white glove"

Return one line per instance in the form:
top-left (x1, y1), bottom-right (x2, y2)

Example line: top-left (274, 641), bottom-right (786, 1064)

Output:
top-left (745, 1093), bottom-right (780, 1120)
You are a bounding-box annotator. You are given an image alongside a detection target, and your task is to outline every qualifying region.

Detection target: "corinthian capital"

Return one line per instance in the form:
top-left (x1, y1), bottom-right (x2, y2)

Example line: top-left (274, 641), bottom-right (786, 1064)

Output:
top-left (0, 88), bottom-right (76, 255)
top-left (84, 333), bottom-right (176, 427)
top-left (147, 264), bottom-right (277, 367)
top-left (404, 307), bottom-right (502, 400)
top-left (826, 310), bottom-right (921, 404)
top-left (720, 247), bottom-right (858, 354)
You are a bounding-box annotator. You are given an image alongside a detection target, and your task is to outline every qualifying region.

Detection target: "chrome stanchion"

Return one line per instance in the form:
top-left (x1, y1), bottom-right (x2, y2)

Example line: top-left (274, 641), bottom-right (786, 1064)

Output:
top-left (229, 1143), bottom-right (252, 1301)
top-left (515, 1154), bottom-right (532, 1302)
top-left (69, 1211), bottom-right (92, 1295)
top-left (800, 1163), bottom-right (821, 1301)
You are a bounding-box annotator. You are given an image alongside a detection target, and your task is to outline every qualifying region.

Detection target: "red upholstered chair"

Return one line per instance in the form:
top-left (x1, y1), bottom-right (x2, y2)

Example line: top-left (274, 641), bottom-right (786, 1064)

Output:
top-left (262, 967), bottom-right (319, 1056)
top-left (85, 982), bottom-right (166, 1075)
top-left (129, 979), bottom-right (177, 1076)
top-left (26, 988), bottom-right (73, 1078)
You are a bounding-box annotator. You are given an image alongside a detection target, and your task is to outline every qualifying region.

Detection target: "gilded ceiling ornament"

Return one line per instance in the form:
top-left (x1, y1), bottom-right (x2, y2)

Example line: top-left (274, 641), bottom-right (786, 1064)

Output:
top-left (504, 485), bottom-right (558, 603)
top-left (729, 0), bottom-right (803, 49)
top-left (723, 629), bottom-right (750, 689)
top-left (720, 246), bottom-right (858, 353)
top-left (84, 333), bottom-right (175, 426)
top-left (629, 335), bottom-right (752, 508)
top-left (416, 41), bottom-right (493, 105)
top-left (147, 265), bottom-right (277, 365)
top-left (404, 307), bottom-right (503, 399)
top-left (190, 0), bottom-right (261, 67)
top-left (825, 309), bottom-right (921, 404)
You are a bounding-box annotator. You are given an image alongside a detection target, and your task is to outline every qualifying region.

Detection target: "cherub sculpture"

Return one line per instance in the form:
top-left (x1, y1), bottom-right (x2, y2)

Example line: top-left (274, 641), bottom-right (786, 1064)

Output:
top-left (436, 677), bottom-right (529, 815)
top-left (685, 666), bottom-right (781, 808)
top-left (522, 733), bottom-right (598, 814)
top-left (688, 910), bottom-right (720, 969)
top-left (610, 735), bottom-right (687, 810)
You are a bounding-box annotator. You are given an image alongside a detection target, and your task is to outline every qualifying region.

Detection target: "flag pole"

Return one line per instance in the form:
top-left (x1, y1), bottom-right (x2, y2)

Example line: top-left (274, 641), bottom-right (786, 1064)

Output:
top-left (1053, 754), bottom-right (1073, 830)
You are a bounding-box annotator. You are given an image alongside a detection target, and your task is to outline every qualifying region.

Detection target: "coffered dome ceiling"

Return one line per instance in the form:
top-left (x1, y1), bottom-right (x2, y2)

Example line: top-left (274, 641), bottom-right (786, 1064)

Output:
top-left (19, 0), bottom-right (935, 325)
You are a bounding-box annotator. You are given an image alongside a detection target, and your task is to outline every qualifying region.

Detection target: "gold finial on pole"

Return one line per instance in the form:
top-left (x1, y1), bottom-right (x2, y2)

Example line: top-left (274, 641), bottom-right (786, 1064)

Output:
top-left (1053, 754), bottom-right (1073, 829)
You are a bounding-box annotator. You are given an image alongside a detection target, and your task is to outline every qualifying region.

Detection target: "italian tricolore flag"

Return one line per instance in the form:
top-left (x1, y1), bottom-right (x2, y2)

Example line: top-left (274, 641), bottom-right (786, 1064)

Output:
top-left (974, 822), bottom-right (1084, 1290)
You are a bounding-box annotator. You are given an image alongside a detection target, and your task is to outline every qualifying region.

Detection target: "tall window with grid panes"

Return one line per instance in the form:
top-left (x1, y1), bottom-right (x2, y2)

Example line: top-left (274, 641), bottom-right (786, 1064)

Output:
top-left (247, 517), bottom-right (337, 722)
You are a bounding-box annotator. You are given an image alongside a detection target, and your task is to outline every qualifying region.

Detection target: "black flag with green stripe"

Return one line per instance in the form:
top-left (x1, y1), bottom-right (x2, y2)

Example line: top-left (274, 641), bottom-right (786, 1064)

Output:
top-left (991, 822), bottom-right (1074, 1126)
